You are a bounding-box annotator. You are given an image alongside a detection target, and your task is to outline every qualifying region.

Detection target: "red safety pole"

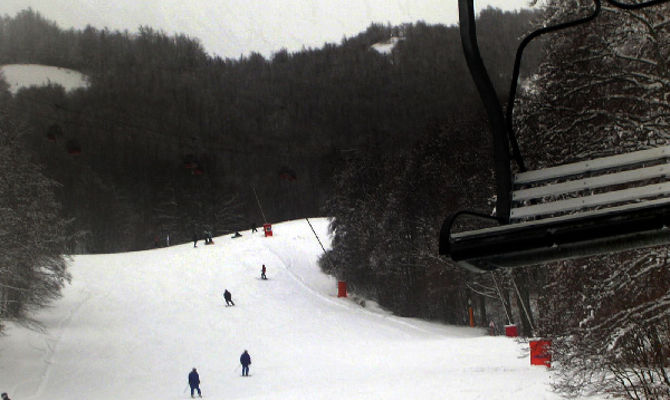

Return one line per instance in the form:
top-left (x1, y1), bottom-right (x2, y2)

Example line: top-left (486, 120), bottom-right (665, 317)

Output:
top-left (467, 298), bottom-right (475, 327)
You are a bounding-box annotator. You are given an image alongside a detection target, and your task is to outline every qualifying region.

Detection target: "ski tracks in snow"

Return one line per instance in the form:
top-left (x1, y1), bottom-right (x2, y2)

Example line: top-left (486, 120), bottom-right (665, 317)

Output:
top-left (261, 233), bottom-right (439, 338)
top-left (16, 286), bottom-right (92, 400)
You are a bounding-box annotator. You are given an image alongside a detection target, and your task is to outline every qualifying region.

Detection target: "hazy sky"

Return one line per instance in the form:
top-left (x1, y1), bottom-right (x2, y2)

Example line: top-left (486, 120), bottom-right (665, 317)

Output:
top-left (0, 0), bottom-right (534, 59)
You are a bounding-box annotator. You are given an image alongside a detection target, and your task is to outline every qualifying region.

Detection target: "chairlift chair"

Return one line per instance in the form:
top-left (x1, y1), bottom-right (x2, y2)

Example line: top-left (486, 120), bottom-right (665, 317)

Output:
top-left (192, 165), bottom-right (205, 175)
top-left (183, 154), bottom-right (197, 169)
top-left (439, 0), bottom-right (670, 272)
top-left (47, 124), bottom-right (62, 142)
top-left (66, 139), bottom-right (81, 155)
top-left (278, 166), bottom-right (297, 181)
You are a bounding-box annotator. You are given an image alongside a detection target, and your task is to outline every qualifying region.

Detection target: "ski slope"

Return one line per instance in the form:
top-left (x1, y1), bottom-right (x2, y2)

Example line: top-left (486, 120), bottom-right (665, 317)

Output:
top-left (0, 64), bottom-right (89, 95)
top-left (0, 219), bottom-right (591, 400)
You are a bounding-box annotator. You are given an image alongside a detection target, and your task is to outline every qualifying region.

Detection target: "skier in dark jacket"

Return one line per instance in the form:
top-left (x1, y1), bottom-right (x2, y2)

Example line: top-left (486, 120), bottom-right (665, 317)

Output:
top-left (240, 350), bottom-right (251, 376)
top-left (261, 264), bottom-right (267, 280)
top-left (2, 392), bottom-right (11, 400)
top-left (192, 233), bottom-right (198, 248)
top-left (188, 368), bottom-right (202, 398)
top-left (223, 289), bottom-right (235, 306)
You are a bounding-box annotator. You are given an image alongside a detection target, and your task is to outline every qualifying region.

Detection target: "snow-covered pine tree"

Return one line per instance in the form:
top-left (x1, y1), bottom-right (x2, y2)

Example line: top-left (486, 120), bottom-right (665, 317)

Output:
top-left (0, 113), bottom-right (70, 332)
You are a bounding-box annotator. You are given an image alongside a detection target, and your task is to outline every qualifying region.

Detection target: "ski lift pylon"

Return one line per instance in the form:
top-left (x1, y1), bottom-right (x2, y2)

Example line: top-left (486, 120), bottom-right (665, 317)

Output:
top-left (439, 0), bottom-right (670, 272)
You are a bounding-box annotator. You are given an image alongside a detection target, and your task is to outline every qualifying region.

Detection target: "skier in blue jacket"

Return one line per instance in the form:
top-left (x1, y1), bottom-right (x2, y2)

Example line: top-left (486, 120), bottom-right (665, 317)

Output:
top-left (188, 368), bottom-right (202, 398)
top-left (240, 350), bottom-right (251, 376)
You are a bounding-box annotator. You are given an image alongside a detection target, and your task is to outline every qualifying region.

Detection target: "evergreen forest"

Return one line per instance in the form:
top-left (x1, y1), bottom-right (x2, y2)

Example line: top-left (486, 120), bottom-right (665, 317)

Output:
top-left (0, 8), bottom-right (537, 253)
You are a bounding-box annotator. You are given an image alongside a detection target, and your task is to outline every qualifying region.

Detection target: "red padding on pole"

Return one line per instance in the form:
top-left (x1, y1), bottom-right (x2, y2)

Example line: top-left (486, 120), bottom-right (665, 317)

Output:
top-left (337, 281), bottom-right (347, 297)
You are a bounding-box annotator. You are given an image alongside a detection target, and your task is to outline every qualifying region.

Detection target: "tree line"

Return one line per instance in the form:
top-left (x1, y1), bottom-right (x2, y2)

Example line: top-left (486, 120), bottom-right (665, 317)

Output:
top-left (0, 7), bottom-right (537, 253)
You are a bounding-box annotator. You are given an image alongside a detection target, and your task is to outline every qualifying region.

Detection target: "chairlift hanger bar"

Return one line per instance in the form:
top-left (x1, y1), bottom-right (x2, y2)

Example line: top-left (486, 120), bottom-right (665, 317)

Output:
top-left (458, 0), bottom-right (513, 220)
top-left (504, 0), bottom-right (670, 173)
top-left (607, 0), bottom-right (670, 9)
top-left (505, 1), bottom-right (601, 174)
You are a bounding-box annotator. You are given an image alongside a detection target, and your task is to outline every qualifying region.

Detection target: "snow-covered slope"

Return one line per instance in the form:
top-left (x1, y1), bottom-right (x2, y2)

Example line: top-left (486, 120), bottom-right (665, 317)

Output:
top-left (0, 219), bottom-right (586, 400)
top-left (0, 64), bottom-right (89, 95)
top-left (371, 37), bottom-right (402, 55)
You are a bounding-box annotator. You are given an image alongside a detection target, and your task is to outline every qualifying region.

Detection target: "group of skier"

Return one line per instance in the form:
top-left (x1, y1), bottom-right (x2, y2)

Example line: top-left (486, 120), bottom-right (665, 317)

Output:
top-left (187, 351), bottom-right (252, 397)
top-left (192, 223), bottom-right (266, 247)
top-left (223, 264), bottom-right (268, 306)
top-left (193, 231), bottom-right (215, 247)
top-left (185, 227), bottom-right (268, 397)
top-left (188, 264), bottom-right (265, 396)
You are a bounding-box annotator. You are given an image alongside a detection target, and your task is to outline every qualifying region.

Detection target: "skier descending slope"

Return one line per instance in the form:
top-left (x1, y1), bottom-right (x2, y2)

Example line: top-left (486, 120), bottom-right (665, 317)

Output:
top-left (223, 289), bottom-right (235, 306)
top-left (240, 350), bottom-right (251, 376)
top-left (188, 368), bottom-right (202, 398)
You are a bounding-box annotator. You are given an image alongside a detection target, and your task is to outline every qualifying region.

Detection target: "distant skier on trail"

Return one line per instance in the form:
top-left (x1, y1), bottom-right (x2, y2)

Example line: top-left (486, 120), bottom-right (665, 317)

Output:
top-left (261, 264), bottom-right (267, 280)
top-left (192, 233), bottom-right (198, 248)
top-left (251, 222), bottom-right (258, 233)
top-left (240, 350), bottom-right (251, 376)
top-left (1, 392), bottom-right (11, 400)
top-left (223, 289), bottom-right (235, 306)
top-left (188, 367), bottom-right (202, 398)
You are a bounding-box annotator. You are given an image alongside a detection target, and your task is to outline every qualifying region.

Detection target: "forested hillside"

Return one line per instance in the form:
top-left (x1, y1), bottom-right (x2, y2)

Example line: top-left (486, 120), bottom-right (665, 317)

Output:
top-left (0, 8), bottom-right (539, 253)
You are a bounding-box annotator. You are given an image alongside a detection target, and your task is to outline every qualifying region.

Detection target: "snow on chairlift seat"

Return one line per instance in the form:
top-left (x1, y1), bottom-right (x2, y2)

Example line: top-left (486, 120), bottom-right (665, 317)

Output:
top-left (441, 145), bottom-right (670, 272)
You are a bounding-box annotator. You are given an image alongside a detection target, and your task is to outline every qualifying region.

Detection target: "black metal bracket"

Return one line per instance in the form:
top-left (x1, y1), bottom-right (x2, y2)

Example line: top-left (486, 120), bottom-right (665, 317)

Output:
top-left (439, 210), bottom-right (505, 255)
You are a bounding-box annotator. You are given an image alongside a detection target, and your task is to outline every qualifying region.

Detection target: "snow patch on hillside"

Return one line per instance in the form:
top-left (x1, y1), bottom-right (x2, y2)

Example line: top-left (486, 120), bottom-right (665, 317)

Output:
top-left (0, 64), bottom-right (89, 95)
top-left (371, 36), bottom-right (402, 54)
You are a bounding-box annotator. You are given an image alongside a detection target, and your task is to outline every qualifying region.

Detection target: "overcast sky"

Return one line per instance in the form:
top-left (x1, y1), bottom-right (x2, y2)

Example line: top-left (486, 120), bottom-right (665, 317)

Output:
top-left (0, 0), bottom-right (534, 59)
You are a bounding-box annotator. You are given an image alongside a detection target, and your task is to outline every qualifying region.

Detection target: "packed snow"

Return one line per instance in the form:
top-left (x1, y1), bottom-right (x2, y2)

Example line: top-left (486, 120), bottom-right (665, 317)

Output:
top-left (0, 218), bottom-right (601, 400)
top-left (0, 64), bottom-right (89, 95)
